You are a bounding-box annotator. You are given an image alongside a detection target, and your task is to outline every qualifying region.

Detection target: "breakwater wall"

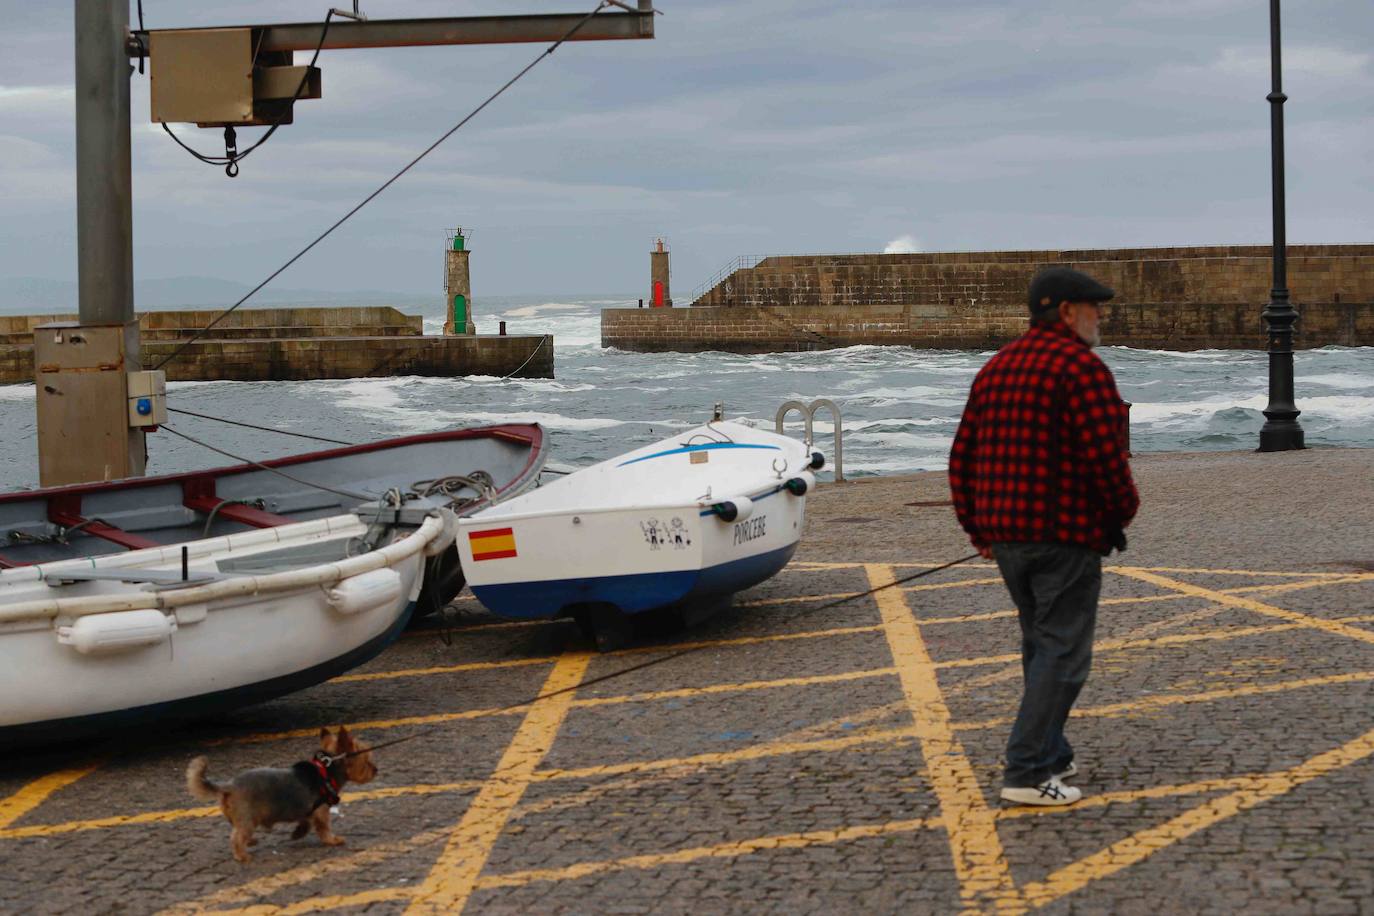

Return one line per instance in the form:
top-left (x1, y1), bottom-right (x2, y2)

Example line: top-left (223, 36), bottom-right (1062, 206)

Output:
top-left (602, 301), bottom-right (1374, 353)
top-left (691, 244), bottom-right (1374, 309)
top-left (603, 244), bottom-right (1374, 352)
top-left (0, 307), bottom-right (553, 382)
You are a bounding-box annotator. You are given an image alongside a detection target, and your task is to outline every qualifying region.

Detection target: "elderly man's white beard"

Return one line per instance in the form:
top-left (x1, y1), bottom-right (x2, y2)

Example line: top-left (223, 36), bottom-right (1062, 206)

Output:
top-left (1075, 316), bottom-right (1101, 348)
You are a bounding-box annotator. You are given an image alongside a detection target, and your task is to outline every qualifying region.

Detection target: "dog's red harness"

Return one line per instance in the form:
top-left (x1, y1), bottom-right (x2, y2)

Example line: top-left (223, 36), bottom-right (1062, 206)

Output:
top-left (309, 754), bottom-right (342, 808)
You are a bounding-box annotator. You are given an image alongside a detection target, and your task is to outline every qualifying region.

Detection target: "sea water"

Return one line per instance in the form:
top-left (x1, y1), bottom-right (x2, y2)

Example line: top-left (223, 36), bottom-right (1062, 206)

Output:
top-left (0, 296), bottom-right (1370, 490)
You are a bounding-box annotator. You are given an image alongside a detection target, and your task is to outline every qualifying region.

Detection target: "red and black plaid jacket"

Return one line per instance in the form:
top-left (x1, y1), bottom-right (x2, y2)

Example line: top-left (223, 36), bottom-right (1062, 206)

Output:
top-left (948, 321), bottom-right (1139, 554)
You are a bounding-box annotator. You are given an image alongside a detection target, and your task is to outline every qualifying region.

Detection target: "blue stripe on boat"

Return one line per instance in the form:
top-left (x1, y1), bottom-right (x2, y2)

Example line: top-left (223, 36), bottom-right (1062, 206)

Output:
top-left (618, 442), bottom-right (781, 467)
top-left (471, 543), bottom-right (798, 620)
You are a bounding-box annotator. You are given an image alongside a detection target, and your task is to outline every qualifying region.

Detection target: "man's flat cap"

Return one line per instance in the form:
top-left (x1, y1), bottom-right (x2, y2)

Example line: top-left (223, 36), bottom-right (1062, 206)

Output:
top-left (1027, 267), bottom-right (1116, 315)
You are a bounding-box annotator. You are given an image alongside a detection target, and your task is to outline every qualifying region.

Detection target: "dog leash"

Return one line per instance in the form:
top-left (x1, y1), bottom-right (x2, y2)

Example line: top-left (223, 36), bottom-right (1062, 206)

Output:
top-left (327, 551), bottom-right (983, 760)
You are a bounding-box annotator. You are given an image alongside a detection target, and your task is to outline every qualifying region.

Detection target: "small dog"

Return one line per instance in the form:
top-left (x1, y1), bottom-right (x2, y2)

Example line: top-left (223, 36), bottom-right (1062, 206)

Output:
top-left (187, 725), bottom-right (378, 863)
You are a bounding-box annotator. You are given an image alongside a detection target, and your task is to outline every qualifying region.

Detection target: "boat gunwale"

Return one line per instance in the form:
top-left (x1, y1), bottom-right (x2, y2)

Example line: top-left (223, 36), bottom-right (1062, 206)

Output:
top-left (0, 512), bottom-right (447, 624)
top-left (0, 423), bottom-right (545, 505)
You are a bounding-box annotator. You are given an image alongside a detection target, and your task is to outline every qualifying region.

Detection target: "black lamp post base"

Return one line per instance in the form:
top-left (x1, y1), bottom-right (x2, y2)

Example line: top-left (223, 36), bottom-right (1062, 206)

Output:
top-left (1257, 423), bottom-right (1305, 452)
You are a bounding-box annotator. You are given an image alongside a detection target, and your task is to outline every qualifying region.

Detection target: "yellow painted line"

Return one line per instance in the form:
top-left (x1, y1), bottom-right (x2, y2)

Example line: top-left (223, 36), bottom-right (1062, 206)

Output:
top-left (920, 609), bottom-right (1018, 626)
top-left (955, 669), bottom-right (1374, 732)
top-left (0, 762), bottom-right (104, 831)
top-left (333, 656), bottom-right (555, 684)
top-left (159, 732), bottom-right (925, 914)
top-left (475, 815), bottom-right (940, 891)
top-left (157, 832), bottom-right (448, 915)
top-left (1231, 574), bottom-right (1374, 595)
top-left (533, 727), bottom-right (920, 783)
top-left (571, 666), bottom-right (895, 709)
top-left (866, 563), bottom-right (1022, 913)
top-left (1115, 565), bottom-right (1371, 578)
top-left (2, 779), bottom-right (489, 841)
top-left (347, 626), bottom-right (887, 688)
top-left (902, 575), bottom-right (1007, 592)
top-left (1018, 726), bottom-right (1374, 910)
top-left (405, 651), bottom-right (592, 915)
top-left (1116, 567), bottom-right (1374, 647)
top-left (932, 623), bottom-right (1304, 672)
top-left (211, 704), bottom-right (525, 746)
top-left (202, 886), bottom-right (412, 915)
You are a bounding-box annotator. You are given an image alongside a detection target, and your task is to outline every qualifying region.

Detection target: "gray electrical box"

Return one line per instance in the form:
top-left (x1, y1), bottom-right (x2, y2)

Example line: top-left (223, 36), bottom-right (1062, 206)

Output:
top-left (149, 28), bottom-right (321, 127)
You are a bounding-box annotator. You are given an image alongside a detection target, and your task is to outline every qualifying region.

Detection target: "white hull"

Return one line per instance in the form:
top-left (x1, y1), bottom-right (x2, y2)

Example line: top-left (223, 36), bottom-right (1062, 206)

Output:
top-left (0, 510), bottom-right (452, 745)
top-left (457, 421), bottom-right (818, 620)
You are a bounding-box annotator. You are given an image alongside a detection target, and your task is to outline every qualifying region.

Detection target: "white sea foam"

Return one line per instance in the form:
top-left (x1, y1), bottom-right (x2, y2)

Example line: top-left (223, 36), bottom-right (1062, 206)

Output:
top-left (500, 303), bottom-right (586, 319)
top-left (1127, 393), bottom-right (1374, 426)
top-left (1301, 373), bottom-right (1374, 390)
top-left (845, 430), bottom-right (954, 451)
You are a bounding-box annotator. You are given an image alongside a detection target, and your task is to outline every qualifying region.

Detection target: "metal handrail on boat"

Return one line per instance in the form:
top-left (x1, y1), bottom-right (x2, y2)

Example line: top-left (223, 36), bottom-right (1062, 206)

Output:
top-left (776, 399), bottom-right (844, 482)
top-left (0, 513), bottom-right (449, 624)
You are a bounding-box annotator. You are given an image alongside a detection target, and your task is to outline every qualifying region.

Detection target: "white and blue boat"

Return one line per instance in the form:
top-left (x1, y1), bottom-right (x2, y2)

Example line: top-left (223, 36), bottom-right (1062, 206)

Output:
top-left (456, 420), bottom-right (822, 646)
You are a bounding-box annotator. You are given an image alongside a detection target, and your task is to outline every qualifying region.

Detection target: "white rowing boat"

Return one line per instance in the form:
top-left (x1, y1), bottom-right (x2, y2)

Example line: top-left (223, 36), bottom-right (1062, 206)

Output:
top-left (457, 420), bottom-right (822, 647)
top-left (0, 502), bottom-right (455, 747)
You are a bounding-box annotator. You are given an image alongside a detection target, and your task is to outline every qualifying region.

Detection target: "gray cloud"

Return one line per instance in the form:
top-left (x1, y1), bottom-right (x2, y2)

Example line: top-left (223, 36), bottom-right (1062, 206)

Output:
top-left (0, 0), bottom-right (1369, 301)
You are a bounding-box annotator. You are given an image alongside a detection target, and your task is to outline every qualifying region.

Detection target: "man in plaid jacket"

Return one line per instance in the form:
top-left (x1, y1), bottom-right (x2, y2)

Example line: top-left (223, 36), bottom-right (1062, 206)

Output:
top-left (948, 266), bottom-right (1139, 807)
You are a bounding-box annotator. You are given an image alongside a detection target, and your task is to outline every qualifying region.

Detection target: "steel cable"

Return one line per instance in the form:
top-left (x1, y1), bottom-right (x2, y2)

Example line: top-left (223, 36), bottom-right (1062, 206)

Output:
top-left (152, 1), bottom-right (616, 372)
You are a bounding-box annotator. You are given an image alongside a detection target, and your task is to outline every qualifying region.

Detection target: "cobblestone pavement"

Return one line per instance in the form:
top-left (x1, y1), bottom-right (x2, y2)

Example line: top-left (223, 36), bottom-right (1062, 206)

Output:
top-left (2, 448), bottom-right (1371, 914)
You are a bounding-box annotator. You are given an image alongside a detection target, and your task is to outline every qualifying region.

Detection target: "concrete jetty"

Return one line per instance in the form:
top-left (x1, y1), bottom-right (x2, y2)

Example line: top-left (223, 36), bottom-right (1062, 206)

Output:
top-left (2, 447), bottom-right (1370, 912)
top-left (603, 243), bottom-right (1374, 352)
top-left (0, 306), bottom-right (553, 382)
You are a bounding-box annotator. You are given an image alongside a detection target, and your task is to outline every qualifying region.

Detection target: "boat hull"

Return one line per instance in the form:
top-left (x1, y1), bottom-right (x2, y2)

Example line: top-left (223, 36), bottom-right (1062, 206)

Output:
top-left (459, 421), bottom-right (818, 628)
top-left (0, 512), bottom-right (446, 748)
top-left (0, 601), bottom-right (415, 748)
top-left (469, 542), bottom-right (798, 620)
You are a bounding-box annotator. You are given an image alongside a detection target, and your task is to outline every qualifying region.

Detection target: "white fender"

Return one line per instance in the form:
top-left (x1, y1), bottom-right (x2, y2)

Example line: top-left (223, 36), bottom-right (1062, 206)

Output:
top-left (328, 567), bottom-right (403, 616)
top-left (57, 609), bottom-right (176, 655)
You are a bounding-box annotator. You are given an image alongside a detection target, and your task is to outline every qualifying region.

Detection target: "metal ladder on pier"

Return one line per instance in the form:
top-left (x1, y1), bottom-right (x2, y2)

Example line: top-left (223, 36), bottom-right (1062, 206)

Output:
top-left (775, 399), bottom-right (844, 482)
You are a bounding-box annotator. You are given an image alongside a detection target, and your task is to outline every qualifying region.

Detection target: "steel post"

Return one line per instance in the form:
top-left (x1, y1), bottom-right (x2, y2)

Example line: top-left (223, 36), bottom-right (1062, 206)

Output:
top-left (76, 0), bottom-right (134, 325)
top-left (1258, 0), bottom-right (1304, 452)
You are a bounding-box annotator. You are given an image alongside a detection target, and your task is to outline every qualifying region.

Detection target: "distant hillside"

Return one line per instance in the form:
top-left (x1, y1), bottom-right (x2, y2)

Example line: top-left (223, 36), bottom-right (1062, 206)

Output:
top-left (0, 276), bottom-right (437, 313)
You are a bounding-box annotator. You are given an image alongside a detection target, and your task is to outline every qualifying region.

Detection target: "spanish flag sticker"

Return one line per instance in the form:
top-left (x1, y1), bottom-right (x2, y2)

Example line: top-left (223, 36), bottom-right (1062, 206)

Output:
top-left (468, 527), bottom-right (517, 561)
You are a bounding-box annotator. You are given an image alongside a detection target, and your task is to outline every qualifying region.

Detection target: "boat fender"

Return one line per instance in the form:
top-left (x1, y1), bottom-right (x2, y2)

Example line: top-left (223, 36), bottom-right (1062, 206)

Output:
top-left (327, 568), bottom-right (403, 616)
top-left (784, 471), bottom-right (816, 496)
top-left (809, 451), bottom-right (825, 470)
top-left (711, 496), bottom-right (754, 523)
top-left (57, 609), bottom-right (176, 655)
top-left (424, 509), bottom-right (460, 558)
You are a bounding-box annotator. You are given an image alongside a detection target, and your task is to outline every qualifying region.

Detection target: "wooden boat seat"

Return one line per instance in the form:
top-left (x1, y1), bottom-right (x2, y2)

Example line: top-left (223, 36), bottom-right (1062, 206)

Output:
top-left (183, 495), bottom-right (294, 529)
top-left (46, 510), bottom-right (160, 551)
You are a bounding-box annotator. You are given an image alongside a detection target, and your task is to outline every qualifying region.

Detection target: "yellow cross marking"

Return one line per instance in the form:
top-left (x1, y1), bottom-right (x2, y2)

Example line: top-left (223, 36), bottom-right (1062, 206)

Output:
top-left (476, 815), bottom-right (941, 890)
top-left (404, 650), bottom-right (592, 914)
top-left (1016, 727), bottom-right (1374, 909)
top-left (0, 762), bottom-right (103, 831)
top-left (1114, 567), bottom-right (1374, 647)
top-left (953, 669), bottom-right (1374, 732)
top-left (866, 563), bottom-right (1022, 912)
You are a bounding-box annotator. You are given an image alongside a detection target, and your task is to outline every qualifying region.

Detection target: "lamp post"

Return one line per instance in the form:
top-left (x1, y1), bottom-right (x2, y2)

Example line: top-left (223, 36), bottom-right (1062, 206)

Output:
top-left (1258, 0), bottom-right (1304, 451)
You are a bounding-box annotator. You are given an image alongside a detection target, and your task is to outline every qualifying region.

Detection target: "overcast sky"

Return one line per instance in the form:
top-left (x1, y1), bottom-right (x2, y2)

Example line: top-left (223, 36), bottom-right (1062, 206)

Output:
top-left (1, 0), bottom-right (1370, 300)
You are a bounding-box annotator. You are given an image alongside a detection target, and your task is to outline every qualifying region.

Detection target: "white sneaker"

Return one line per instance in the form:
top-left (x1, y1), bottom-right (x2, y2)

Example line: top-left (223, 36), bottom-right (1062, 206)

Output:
top-left (1053, 761), bottom-right (1079, 780)
top-left (1000, 778), bottom-right (1082, 807)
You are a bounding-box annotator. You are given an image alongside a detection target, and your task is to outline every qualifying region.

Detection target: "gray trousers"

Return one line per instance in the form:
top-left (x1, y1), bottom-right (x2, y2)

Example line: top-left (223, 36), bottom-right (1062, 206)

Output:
top-left (992, 542), bottom-right (1102, 788)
